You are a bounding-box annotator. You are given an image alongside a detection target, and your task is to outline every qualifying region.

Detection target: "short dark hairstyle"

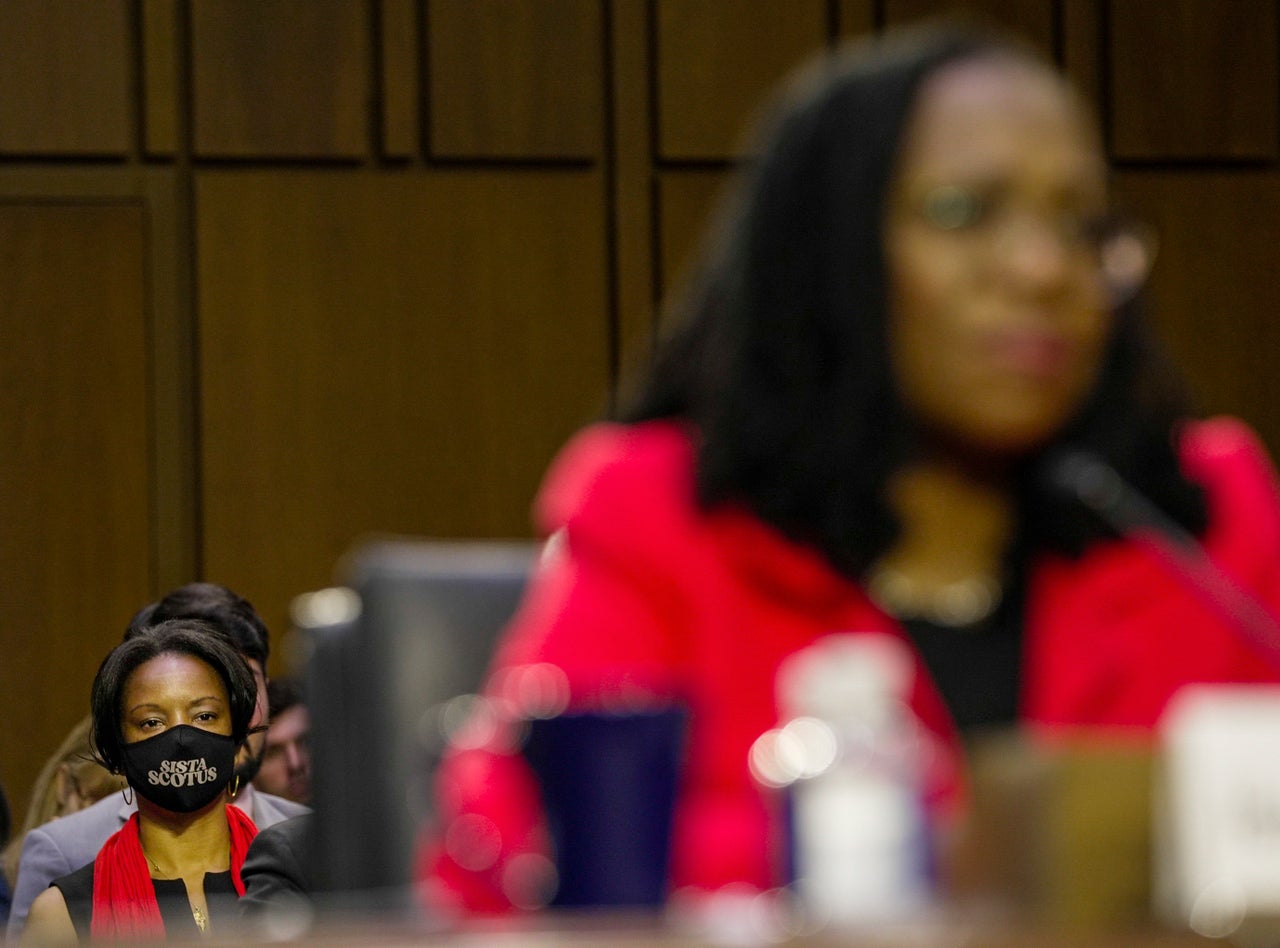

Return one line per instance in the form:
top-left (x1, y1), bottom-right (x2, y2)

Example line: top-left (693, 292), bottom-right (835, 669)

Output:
top-left (266, 676), bottom-right (304, 720)
top-left (127, 582), bottom-right (269, 669)
top-left (91, 618), bottom-right (258, 775)
top-left (619, 21), bottom-right (1205, 577)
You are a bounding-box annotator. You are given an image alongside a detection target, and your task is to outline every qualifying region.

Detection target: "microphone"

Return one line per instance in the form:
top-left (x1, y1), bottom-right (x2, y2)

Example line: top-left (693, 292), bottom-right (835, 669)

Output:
top-left (1045, 448), bottom-right (1280, 670)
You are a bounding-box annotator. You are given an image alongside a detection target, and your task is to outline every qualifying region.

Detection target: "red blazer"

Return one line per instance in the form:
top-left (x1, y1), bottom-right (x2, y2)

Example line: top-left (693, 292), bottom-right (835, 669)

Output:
top-left (428, 417), bottom-right (1280, 911)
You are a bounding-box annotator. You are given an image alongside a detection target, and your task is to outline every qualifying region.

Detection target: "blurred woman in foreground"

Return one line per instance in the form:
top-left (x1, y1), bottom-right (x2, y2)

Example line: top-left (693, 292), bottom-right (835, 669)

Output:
top-left (430, 20), bottom-right (1280, 912)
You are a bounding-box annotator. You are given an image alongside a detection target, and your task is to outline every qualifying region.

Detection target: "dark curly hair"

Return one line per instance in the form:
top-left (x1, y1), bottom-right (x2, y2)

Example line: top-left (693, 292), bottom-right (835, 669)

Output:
top-left (619, 21), bottom-right (1205, 579)
top-left (90, 618), bottom-right (258, 775)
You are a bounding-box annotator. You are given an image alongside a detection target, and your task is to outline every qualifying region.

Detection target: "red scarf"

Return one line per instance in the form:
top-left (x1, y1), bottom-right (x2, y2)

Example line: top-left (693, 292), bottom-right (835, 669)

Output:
top-left (90, 803), bottom-right (258, 940)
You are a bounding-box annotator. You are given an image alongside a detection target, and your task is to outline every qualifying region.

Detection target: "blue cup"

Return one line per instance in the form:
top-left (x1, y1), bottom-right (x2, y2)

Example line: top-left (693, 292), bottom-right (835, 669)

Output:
top-left (523, 708), bottom-right (688, 907)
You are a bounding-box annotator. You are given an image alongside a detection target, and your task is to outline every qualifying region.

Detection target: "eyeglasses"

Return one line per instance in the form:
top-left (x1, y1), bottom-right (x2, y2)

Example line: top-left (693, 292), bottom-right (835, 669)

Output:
top-left (915, 183), bottom-right (1157, 304)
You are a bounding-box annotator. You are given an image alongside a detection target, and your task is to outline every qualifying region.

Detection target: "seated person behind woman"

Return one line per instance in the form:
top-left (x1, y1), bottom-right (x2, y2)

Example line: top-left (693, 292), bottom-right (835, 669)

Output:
top-left (252, 677), bottom-right (310, 806)
top-left (2, 716), bottom-right (123, 899)
top-left (430, 20), bottom-right (1280, 909)
top-left (23, 619), bottom-right (259, 942)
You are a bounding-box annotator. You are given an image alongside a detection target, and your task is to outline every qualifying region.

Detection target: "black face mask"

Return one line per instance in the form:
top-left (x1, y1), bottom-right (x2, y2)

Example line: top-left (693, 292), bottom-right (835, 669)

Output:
top-left (119, 725), bottom-right (237, 813)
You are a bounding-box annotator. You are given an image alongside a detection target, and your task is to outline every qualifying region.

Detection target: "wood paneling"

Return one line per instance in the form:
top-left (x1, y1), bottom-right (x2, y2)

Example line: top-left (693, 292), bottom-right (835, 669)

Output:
top-left (136, 169), bottom-right (199, 595)
top-left (1061, 0), bottom-right (1102, 113)
top-left (657, 169), bottom-right (731, 307)
top-left (427, 0), bottom-right (603, 160)
top-left (0, 0), bottom-right (131, 155)
top-left (195, 170), bottom-right (610, 636)
top-left (1114, 172), bottom-right (1280, 451)
top-left (838, 0), bottom-right (876, 37)
top-left (381, 0), bottom-right (420, 158)
top-left (4, 0), bottom-right (1280, 844)
top-left (143, 0), bottom-right (180, 156)
top-left (883, 0), bottom-right (1055, 55)
top-left (191, 0), bottom-right (369, 159)
top-left (0, 203), bottom-right (152, 817)
top-left (656, 0), bottom-right (828, 160)
top-left (1110, 0), bottom-right (1279, 161)
top-left (612, 0), bottom-right (658, 384)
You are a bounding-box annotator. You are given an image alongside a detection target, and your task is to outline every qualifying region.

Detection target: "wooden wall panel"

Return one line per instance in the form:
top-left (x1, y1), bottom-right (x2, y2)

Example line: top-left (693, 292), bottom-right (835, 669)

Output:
top-left (196, 171), bottom-right (610, 637)
top-left (0, 203), bottom-right (152, 818)
top-left (657, 169), bottom-right (731, 307)
top-left (612, 0), bottom-right (659, 380)
top-left (191, 0), bottom-right (369, 159)
top-left (381, 0), bottom-right (420, 158)
top-left (838, 0), bottom-right (876, 37)
top-left (4, 0), bottom-right (1280, 847)
top-left (143, 0), bottom-right (180, 156)
top-left (1113, 172), bottom-right (1280, 452)
top-left (656, 0), bottom-right (829, 160)
top-left (427, 0), bottom-right (603, 160)
top-left (1110, 0), bottom-right (1279, 161)
top-left (0, 0), bottom-right (131, 155)
top-left (883, 0), bottom-right (1055, 54)
top-left (1061, 0), bottom-right (1102, 111)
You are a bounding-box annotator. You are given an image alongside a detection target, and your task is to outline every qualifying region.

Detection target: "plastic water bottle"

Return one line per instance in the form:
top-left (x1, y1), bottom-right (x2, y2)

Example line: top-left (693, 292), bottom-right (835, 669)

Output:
top-left (752, 633), bottom-right (931, 929)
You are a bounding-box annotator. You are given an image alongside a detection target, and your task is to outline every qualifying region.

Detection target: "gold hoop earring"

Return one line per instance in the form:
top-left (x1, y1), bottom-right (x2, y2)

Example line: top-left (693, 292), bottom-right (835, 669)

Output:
top-left (121, 785), bottom-right (134, 806)
top-left (228, 775), bottom-right (241, 800)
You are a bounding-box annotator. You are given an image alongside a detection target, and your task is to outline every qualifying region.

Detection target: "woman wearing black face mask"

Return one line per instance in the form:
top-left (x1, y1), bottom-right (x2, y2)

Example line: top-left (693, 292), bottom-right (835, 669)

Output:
top-left (23, 619), bottom-right (259, 942)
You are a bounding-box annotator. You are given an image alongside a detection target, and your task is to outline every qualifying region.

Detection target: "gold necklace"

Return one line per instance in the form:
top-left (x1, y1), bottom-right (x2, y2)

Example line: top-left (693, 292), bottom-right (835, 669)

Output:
top-left (144, 852), bottom-right (210, 934)
top-left (866, 564), bottom-right (1003, 627)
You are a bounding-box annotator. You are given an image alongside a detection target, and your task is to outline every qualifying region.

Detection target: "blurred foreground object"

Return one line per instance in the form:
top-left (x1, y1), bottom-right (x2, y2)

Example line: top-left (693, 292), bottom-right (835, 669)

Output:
top-left (763, 634), bottom-right (932, 926)
top-left (296, 539), bottom-right (535, 928)
top-left (421, 15), bottom-right (1280, 937)
top-left (946, 730), bottom-right (1155, 931)
top-left (1156, 684), bottom-right (1280, 942)
top-left (524, 707), bottom-right (686, 907)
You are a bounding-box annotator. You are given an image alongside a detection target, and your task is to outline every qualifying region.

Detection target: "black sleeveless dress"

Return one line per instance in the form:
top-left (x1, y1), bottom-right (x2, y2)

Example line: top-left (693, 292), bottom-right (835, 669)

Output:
top-left (52, 861), bottom-right (239, 939)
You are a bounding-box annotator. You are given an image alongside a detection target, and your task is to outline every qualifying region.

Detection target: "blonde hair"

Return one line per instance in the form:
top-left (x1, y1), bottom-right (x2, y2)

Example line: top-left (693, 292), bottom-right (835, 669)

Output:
top-left (1, 715), bottom-right (125, 886)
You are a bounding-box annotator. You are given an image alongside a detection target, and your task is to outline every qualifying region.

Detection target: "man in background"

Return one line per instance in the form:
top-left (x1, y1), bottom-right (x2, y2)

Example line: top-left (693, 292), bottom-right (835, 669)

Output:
top-left (254, 677), bottom-right (311, 805)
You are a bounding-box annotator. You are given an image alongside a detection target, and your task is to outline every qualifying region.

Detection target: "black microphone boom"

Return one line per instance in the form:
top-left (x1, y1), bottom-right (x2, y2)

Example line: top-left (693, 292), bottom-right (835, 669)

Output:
top-left (1046, 449), bottom-right (1280, 671)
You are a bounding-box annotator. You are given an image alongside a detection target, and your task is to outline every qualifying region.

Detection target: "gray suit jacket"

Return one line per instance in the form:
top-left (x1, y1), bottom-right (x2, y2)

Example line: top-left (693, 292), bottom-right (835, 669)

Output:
top-left (6, 782), bottom-right (308, 937)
